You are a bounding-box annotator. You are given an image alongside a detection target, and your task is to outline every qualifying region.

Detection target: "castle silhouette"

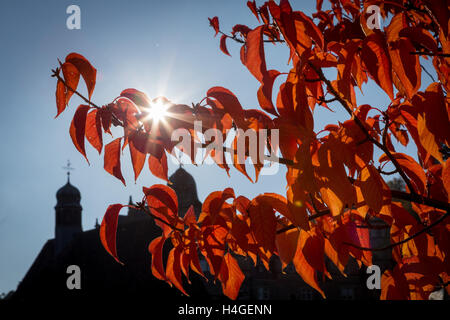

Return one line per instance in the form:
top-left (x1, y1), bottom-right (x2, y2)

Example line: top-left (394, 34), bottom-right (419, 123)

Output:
top-left (11, 167), bottom-right (391, 303)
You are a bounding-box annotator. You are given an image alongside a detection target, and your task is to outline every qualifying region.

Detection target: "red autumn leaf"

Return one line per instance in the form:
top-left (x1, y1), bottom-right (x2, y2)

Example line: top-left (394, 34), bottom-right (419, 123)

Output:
top-left (128, 130), bottom-right (164, 159)
top-left (61, 62), bottom-right (80, 105)
top-left (143, 184), bottom-right (178, 235)
top-left (361, 33), bottom-right (394, 100)
top-left (390, 38), bottom-right (421, 100)
top-left (148, 235), bottom-right (167, 281)
top-left (202, 188), bottom-right (235, 220)
top-left (166, 246), bottom-right (189, 296)
top-left (219, 253), bottom-right (245, 300)
top-left (444, 159), bottom-right (450, 198)
top-left (207, 86), bottom-right (245, 125)
top-left (257, 69), bottom-right (281, 116)
top-left (276, 228), bottom-right (299, 268)
top-left (359, 165), bottom-right (384, 213)
top-left (120, 88), bottom-right (151, 109)
top-left (247, 1), bottom-right (260, 22)
top-left (100, 204), bottom-right (124, 265)
top-left (230, 133), bottom-right (253, 182)
top-left (240, 25), bottom-right (268, 83)
top-left (144, 184), bottom-right (178, 216)
top-left (293, 11), bottom-right (324, 51)
top-left (220, 34), bottom-right (231, 56)
top-left (293, 229), bottom-right (326, 298)
top-left (65, 53), bottom-right (97, 100)
top-left (249, 196), bottom-right (277, 253)
top-left (104, 138), bottom-right (126, 185)
top-left (99, 106), bottom-right (113, 134)
top-left (70, 104), bottom-right (91, 163)
top-left (417, 113), bottom-right (443, 164)
top-left (379, 152), bottom-right (427, 194)
top-left (208, 16), bottom-right (219, 36)
top-left (315, 140), bottom-right (356, 216)
top-left (85, 109), bottom-right (103, 154)
top-left (55, 79), bottom-right (66, 118)
top-left (183, 205), bottom-right (197, 225)
top-left (129, 137), bottom-right (147, 182)
top-left (380, 268), bottom-right (409, 300)
top-left (148, 152), bottom-right (168, 182)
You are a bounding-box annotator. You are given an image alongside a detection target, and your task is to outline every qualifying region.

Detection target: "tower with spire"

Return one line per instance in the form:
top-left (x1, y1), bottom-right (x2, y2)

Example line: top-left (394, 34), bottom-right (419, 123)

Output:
top-left (168, 167), bottom-right (202, 217)
top-left (54, 161), bottom-right (82, 255)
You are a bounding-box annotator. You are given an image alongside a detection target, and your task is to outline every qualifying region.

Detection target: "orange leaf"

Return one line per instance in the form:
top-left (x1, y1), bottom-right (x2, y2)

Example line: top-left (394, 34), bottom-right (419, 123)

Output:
top-left (85, 109), bottom-right (103, 154)
top-left (361, 33), bottom-right (394, 100)
top-left (55, 79), bottom-right (66, 118)
top-left (70, 104), bottom-right (90, 163)
top-left (104, 138), bottom-right (126, 185)
top-left (417, 113), bottom-right (443, 163)
top-left (99, 106), bottom-right (112, 134)
top-left (379, 152), bottom-right (426, 194)
top-left (249, 196), bottom-right (277, 253)
top-left (240, 25), bottom-right (268, 83)
top-left (148, 152), bottom-right (168, 182)
top-left (207, 86), bottom-right (245, 126)
top-left (143, 184), bottom-right (178, 236)
top-left (99, 204), bottom-right (124, 265)
top-left (389, 38), bottom-right (421, 100)
top-left (61, 62), bottom-right (80, 104)
top-left (247, 1), bottom-right (259, 22)
top-left (183, 205), bottom-right (197, 225)
top-left (444, 159), bottom-right (450, 198)
top-left (286, 185), bottom-right (310, 230)
top-left (128, 137), bottom-right (146, 182)
top-left (220, 34), bottom-right (231, 56)
top-left (257, 69), bottom-right (281, 116)
top-left (208, 16), bottom-right (219, 36)
top-left (120, 88), bottom-right (150, 109)
top-left (293, 11), bottom-right (324, 51)
top-left (166, 247), bottom-right (188, 296)
top-left (65, 53), bottom-right (97, 100)
top-left (219, 253), bottom-right (245, 300)
top-left (275, 228), bottom-right (299, 269)
top-left (148, 236), bottom-right (167, 281)
top-left (360, 165), bottom-right (384, 213)
top-left (293, 229), bottom-right (326, 298)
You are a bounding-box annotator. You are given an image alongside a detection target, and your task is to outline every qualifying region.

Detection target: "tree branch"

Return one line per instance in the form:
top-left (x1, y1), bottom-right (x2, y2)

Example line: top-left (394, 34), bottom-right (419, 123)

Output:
top-left (343, 212), bottom-right (449, 251)
top-left (52, 68), bottom-right (100, 109)
top-left (410, 51), bottom-right (450, 58)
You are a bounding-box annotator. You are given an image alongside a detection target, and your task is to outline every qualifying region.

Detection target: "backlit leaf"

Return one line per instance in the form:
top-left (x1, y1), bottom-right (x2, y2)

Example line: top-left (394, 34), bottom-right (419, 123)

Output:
top-left (85, 109), bottom-right (103, 154)
top-left (65, 53), bottom-right (97, 100)
top-left (100, 204), bottom-right (124, 265)
top-left (219, 253), bottom-right (245, 300)
top-left (70, 104), bottom-right (91, 163)
top-left (104, 138), bottom-right (126, 185)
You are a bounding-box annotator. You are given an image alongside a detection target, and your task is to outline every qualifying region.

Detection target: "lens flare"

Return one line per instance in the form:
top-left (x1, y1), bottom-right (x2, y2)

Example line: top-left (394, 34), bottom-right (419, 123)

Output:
top-left (146, 99), bottom-right (169, 123)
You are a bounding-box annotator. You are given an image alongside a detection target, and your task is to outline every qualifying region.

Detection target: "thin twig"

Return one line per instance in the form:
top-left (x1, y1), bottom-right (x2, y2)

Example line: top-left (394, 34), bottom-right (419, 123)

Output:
top-left (343, 212), bottom-right (449, 251)
top-left (421, 64), bottom-right (436, 82)
top-left (52, 68), bottom-right (100, 109)
top-left (410, 51), bottom-right (450, 58)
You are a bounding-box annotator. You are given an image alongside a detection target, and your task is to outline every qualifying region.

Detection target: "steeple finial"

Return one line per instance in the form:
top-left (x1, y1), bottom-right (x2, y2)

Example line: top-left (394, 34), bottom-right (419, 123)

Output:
top-left (62, 160), bottom-right (74, 183)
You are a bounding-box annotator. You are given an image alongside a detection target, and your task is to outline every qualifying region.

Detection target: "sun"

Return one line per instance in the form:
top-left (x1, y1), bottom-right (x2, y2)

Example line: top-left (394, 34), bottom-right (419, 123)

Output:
top-left (146, 98), bottom-right (170, 124)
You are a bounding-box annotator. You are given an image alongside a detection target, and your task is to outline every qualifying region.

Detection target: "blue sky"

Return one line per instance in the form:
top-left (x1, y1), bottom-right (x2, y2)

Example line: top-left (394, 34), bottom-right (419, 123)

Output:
top-left (0, 0), bottom-right (431, 294)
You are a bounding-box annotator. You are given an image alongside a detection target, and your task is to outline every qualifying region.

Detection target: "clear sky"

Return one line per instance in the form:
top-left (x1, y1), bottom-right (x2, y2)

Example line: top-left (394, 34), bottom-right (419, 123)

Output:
top-left (0, 0), bottom-right (431, 294)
